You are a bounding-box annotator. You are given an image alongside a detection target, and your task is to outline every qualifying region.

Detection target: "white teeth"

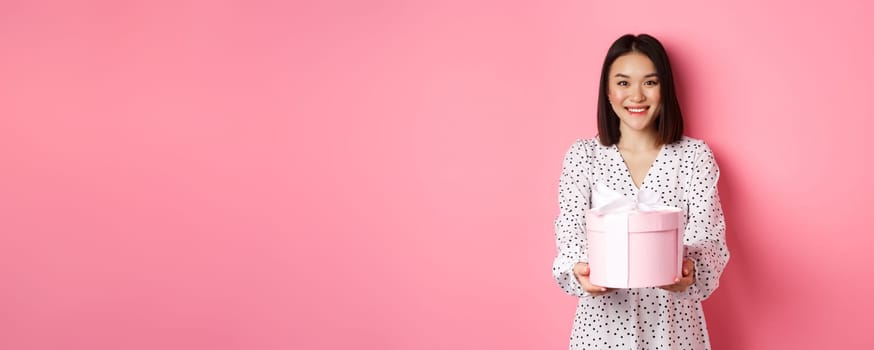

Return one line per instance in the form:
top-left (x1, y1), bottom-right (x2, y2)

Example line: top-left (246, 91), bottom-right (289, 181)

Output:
top-left (628, 107), bottom-right (646, 113)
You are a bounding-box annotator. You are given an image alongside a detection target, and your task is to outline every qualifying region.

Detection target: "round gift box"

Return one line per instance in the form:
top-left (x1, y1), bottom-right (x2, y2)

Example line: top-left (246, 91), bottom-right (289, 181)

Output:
top-left (586, 209), bottom-right (683, 289)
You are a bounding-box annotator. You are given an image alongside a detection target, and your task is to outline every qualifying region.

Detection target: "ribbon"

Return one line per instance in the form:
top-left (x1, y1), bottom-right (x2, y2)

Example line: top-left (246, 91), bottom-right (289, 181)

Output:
top-left (590, 182), bottom-right (673, 214)
top-left (587, 182), bottom-right (684, 288)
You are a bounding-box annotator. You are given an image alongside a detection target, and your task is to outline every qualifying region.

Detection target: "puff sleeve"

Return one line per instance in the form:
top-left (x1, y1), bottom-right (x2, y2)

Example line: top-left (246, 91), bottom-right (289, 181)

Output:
top-left (677, 143), bottom-right (730, 302)
top-left (552, 141), bottom-right (592, 297)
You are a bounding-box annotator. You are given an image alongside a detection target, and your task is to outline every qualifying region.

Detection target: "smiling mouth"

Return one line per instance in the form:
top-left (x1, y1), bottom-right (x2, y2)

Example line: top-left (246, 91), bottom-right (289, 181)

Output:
top-left (626, 106), bottom-right (649, 113)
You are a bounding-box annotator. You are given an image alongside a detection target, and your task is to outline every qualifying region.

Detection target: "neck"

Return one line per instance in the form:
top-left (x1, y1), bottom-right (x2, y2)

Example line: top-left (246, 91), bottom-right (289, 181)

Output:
top-left (617, 126), bottom-right (659, 151)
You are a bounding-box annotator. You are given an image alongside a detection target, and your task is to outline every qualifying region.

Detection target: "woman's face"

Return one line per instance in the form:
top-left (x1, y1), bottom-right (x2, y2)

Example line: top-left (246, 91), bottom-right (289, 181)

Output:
top-left (607, 53), bottom-right (662, 133)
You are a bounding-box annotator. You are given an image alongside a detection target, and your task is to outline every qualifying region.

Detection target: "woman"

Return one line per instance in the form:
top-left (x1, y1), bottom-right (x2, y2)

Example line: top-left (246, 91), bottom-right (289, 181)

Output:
top-left (552, 34), bottom-right (729, 349)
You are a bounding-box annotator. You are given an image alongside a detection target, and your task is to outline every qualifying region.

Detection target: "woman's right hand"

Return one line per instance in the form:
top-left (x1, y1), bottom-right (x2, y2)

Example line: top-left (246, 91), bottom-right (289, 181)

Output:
top-left (573, 262), bottom-right (612, 296)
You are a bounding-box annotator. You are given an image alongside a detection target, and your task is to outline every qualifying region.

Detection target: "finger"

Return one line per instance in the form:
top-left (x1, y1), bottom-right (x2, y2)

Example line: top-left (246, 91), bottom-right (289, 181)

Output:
top-left (662, 280), bottom-right (680, 289)
top-left (582, 280), bottom-right (608, 294)
top-left (683, 259), bottom-right (695, 276)
top-left (659, 277), bottom-right (690, 292)
top-left (658, 279), bottom-right (677, 291)
top-left (659, 284), bottom-right (679, 292)
top-left (579, 276), bottom-right (607, 293)
top-left (573, 262), bottom-right (590, 277)
top-left (681, 264), bottom-right (696, 284)
top-left (589, 287), bottom-right (613, 296)
top-left (666, 275), bottom-right (694, 292)
top-left (573, 263), bottom-right (605, 293)
top-left (680, 274), bottom-right (694, 287)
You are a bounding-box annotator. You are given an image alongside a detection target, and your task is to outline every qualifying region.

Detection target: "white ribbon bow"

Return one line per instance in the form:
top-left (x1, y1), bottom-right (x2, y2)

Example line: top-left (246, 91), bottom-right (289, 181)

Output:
top-left (590, 182), bottom-right (671, 214)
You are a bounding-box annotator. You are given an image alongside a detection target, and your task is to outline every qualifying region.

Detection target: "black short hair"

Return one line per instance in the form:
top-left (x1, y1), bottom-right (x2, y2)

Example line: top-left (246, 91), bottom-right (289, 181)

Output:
top-left (597, 34), bottom-right (684, 146)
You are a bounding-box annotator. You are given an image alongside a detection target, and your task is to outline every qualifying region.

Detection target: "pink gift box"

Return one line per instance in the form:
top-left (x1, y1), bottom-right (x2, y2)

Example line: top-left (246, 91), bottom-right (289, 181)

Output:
top-left (586, 209), bottom-right (684, 288)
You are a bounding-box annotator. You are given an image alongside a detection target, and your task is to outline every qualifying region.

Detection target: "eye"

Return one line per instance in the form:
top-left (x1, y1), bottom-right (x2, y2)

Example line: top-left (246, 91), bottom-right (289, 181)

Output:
top-left (617, 81), bottom-right (629, 86)
top-left (644, 80), bottom-right (660, 86)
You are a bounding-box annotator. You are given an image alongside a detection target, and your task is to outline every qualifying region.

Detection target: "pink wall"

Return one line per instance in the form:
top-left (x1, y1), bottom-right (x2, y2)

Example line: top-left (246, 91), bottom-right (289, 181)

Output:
top-left (2, 1), bottom-right (872, 349)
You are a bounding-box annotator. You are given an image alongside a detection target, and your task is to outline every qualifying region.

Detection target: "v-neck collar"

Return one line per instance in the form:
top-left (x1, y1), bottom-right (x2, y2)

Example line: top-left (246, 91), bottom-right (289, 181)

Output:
top-left (612, 143), bottom-right (666, 192)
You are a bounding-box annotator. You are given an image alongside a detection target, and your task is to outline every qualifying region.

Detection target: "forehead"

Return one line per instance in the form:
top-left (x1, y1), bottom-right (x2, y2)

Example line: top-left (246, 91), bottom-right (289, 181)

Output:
top-left (609, 53), bottom-right (657, 77)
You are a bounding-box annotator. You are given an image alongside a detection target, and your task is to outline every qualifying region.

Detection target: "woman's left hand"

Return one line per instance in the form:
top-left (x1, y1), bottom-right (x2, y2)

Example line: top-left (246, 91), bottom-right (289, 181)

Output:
top-left (660, 258), bottom-right (695, 292)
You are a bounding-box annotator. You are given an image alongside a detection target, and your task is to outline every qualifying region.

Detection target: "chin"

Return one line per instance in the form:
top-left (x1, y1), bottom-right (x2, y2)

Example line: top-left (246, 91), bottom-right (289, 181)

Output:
top-left (621, 119), bottom-right (656, 132)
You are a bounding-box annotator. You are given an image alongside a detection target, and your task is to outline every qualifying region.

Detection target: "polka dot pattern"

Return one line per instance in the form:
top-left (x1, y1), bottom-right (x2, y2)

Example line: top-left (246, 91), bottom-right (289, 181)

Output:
top-left (552, 136), bottom-right (730, 350)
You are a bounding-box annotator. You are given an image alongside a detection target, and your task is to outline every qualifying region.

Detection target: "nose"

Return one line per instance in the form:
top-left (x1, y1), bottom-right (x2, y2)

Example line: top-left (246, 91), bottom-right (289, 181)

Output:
top-left (630, 86), bottom-right (645, 102)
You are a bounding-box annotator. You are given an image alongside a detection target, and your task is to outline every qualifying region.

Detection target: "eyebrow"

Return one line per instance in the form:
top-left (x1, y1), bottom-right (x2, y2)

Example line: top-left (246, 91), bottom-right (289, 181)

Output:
top-left (614, 73), bottom-right (659, 78)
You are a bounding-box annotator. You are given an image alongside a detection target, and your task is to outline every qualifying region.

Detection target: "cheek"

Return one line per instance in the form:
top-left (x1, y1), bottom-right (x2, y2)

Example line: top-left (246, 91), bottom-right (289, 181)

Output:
top-left (647, 89), bottom-right (661, 103)
top-left (649, 90), bottom-right (662, 114)
top-left (608, 89), bottom-right (623, 102)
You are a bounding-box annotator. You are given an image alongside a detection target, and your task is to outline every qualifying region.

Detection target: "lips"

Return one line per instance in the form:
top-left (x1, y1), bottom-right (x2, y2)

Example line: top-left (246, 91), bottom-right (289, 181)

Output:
top-left (625, 106), bottom-right (649, 114)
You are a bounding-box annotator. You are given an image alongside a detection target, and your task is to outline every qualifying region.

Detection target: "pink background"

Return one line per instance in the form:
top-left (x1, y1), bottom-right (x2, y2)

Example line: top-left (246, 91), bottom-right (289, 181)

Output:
top-left (2, 1), bottom-right (872, 349)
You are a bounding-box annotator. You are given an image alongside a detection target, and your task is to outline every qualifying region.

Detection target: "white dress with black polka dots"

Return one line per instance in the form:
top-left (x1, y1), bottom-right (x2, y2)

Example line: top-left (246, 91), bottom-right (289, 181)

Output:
top-left (553, 136), bottom-right (729, 350)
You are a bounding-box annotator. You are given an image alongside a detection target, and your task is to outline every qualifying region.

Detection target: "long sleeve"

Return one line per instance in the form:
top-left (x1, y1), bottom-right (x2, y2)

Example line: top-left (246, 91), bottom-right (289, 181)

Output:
top-left (552, 141), bottom-right (592, 297)
top-left (677, 143), bottom-right (730, 302)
